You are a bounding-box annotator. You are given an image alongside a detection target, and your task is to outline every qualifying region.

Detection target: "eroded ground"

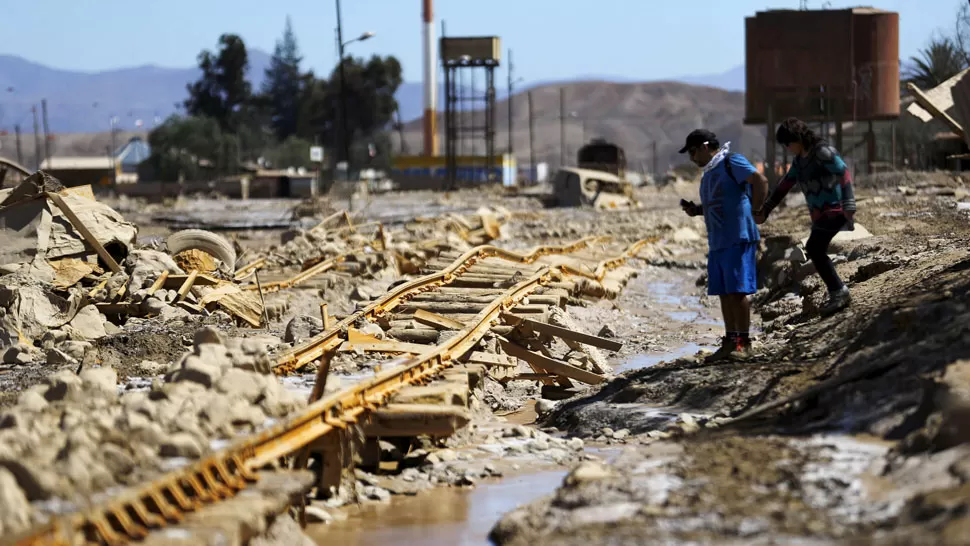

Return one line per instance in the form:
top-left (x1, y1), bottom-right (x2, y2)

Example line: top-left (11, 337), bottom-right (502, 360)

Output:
top-left (491, 173), bottom-right (970, 545)
top-left (2, 173), bottom-right (969, 545)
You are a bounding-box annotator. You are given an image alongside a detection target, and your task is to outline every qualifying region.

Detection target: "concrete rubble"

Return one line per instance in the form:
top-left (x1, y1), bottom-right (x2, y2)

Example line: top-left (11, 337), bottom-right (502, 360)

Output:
top-left (0, 325), bottom-right (304, 537)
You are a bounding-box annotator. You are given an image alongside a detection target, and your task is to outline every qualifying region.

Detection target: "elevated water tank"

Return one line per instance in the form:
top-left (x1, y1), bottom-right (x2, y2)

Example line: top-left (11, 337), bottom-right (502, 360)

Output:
top-left (744, 8), bottom-right (899, 124)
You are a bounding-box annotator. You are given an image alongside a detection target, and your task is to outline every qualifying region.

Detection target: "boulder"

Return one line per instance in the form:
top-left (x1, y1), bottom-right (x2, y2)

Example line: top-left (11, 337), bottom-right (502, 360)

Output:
top-left (284, 315), bottom-right (324, 344)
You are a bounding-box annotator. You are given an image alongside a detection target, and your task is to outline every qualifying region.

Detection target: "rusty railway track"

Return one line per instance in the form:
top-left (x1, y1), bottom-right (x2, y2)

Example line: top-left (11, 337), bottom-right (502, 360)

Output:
top-left (7, 236), bottom-right (651, 546)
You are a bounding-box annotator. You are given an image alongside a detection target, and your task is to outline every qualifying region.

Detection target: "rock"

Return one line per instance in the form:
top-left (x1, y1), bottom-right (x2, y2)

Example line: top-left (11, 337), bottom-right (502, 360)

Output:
top-left (510, 425), bottom-right (531, 438)
top-left (3, 344), bottom-right (38, 365)
top-left (64, 305), bottom-right (108, 341)
top-left (601, 427), bottom-right (615, 437)
top-left (44, 369), bottom-right (84, 402)
top-left (784, 245), bottom-right (808, 263)
top-left (435, 449), bottom-right (459, 462)
top-left (535, 399), bottom-right (558, 415)
top-left (215, 368), bottom-right (264, 402)
top-left (126, 250), bottom-right (184, 291)
top-left (597, 325), bottom-right (617, 338)
top-left (0, 468), bottom-right (32, 536)
top-left (362, 485), bottom-right (391, 502)
top-left (249, 513), bottom-right (317, 546)
top-left (0, 459), bottom-right (57, 501)
top-left (18, 389), bottom-right (48, 412)
top-left (45, 348), bottom-right (77, 366)
top-left (284, 315), bottom-right (323, 344)
top-left (564, 461), bottom-right (614, 487)
top-left (304, 505), bottom-right (333, 524)
top-left (79, 367), bottom-right (118, 400)
top-left (350, 286), bottom-right (371, 301)
top-left (160, 432), bottom-right (204, 458)
top-left (103, 321), bottom-right (123, 336)
top-left (99, 444), bottom-right (136, 476)
top-left (135, 359), bottom-right (167, 375)
top-left (529, 439), bottom-right (550, 452)
top-left (229, 400), bottom-right (267, 428)
top-left (567, 437), bottom-right (585, 451)
top-left (612, 429), bottom-right (630, 440)
top-left (168, 356), bottom-right (224, 388)
top-left (671, 226), bottom-right (702, 243)
top-left (358, 322), bottom-right (385, 339)
top-left (141, 297), bottom-right (173, 317)
top-left (56, 340), bottom-right (92, 362)
top-left (679, 413), bottom-right (701, 434)
top-left (193, 326), bottom-right (225, 348)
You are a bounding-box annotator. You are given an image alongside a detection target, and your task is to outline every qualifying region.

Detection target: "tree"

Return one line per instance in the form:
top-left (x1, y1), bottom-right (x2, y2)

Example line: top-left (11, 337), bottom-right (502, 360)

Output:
top-left (185, 34), bottom-right (253, 131)
top-left (295, 55), bottom-right (402, 161)
top-left (955, 1), bottom-right (970, 67)
top-left (262, 18), bottom-right (305, 141)
top-left (903, 36), bottom-right (968, 91)
top-left (142, 116), bottom-right (238, 181)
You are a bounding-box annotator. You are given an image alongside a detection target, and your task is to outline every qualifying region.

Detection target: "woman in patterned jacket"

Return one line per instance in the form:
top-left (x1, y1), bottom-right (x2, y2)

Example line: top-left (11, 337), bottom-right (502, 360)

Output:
top-left (754, 117), bottom-right (857, 315)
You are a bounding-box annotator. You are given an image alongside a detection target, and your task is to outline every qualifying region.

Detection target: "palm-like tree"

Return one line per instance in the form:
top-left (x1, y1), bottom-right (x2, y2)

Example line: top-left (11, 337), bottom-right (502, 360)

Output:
top-left (903, 36), bottom-right (968, 90)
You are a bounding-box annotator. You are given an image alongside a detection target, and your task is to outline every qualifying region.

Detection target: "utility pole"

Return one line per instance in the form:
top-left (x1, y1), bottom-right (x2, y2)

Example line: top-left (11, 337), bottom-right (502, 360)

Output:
top-left (559, 87), bottom-right (566, 166)
top-left (14, 124), bottom-right (23, 166)
top-left (41, 99), bottom-right (51, 165)
top-left (507, 48), bottom-right (513, 157)
top-left (528, 90), bottom-right (535, 183)
top-left (31, 106), bottom-right (41, 171)
top-left (336, 0), bottom-right (350, 181)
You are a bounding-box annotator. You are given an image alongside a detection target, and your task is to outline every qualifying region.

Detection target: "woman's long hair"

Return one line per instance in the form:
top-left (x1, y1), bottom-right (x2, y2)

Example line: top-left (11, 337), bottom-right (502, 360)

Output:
top-left (775, 117), bottom-right (824, 149)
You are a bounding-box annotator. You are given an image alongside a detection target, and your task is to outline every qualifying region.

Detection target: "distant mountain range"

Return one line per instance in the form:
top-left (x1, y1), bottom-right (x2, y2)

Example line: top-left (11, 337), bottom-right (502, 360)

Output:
top-left (0, 53), bottom-right (745, 134)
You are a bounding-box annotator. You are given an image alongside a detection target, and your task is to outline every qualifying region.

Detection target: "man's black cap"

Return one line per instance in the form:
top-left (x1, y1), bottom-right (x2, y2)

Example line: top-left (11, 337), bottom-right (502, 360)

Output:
top-left (678, 129), bottom-right (717, 154)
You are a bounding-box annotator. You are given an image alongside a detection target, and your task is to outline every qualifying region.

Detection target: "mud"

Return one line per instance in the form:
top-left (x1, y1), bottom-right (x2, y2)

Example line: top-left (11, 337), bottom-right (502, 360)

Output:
top-left (491, 174), bottom-right (970, 545)
top-left (3, 173), bottom-right (970, 544)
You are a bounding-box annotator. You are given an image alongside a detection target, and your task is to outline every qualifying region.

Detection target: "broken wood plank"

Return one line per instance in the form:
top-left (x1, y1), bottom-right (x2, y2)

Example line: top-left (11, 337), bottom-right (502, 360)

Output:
top-left (398, 302), bottom-right (550, 315)
top-left (385, 328), bottom-right (439, 344)
top-left (362, 404), bottom-right (470, 437)
top-left (96, 303), bottom-right (141, 315)
top-left (163, 273), bottom-right (222, 289)
top-left (464, 351), bottom-right (516, 368)
top-left (348, 327), bottom-right (384, 344)
top-left (146, 271), bottom-right (169, 296)
top-left (175, 270), bottom-right (200, 303)
top-left (337, 341), bottom-right (431, 354)
top-left (510, 373), bottom-right (559, 381)
top-left (499, 340), bottom-right (606, 385)
top-left (502, 313), bottom-right (622, 351)
top-left (413, 309), bottom-right (466, 331)
top-left (45, 192), bottom-right (122, 273)
top-left (391, 382), bottom-right (468, 406)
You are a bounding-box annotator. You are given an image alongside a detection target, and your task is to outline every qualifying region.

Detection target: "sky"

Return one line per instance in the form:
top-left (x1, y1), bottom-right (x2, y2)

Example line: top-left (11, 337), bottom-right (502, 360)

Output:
top-left (0, 0), bottom-right (960, 82)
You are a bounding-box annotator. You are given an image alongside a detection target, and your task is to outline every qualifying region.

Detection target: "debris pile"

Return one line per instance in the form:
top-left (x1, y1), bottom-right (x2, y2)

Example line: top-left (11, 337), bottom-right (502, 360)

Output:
top-left (0, 326), bottom-right (304, 535)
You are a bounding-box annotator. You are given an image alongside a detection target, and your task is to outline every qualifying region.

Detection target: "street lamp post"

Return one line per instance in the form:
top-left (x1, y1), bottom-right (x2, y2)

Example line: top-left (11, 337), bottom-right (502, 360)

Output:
top-left (334, 0), bottom-right (374, 182)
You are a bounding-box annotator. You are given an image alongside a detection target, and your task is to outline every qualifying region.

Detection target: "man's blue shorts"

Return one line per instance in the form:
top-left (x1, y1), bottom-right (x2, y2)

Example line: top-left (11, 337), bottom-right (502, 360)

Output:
top-left (707, 242), bottom-right (758, 296)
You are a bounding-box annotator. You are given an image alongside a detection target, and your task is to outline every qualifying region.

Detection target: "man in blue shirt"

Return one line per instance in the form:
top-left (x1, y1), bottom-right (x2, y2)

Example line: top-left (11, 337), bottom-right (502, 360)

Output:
top-left (678, 129), bottom-right (769, 362)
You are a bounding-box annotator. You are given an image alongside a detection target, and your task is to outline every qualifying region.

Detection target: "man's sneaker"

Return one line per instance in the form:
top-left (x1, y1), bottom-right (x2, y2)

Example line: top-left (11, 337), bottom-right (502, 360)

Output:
top-left (820, 286), bottom-right (851, 315)
top-left (729, 338), bottom-right (754, 361)
top-left (704, 337), bottom-right (736, 363)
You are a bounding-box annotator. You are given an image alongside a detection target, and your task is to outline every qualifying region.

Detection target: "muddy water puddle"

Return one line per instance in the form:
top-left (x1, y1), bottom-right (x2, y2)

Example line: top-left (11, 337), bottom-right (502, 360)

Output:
top-left (616, 342), bottom-right (707, 373)
top-left (309, 470), bottom-right (567, 545)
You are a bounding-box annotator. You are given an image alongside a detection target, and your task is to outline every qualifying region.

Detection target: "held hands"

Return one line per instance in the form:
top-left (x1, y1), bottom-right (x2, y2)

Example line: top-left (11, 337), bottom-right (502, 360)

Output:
top-left (680, 199), bottom-right (702, 217)
top-left (844, 210), bottom-right (856, 231)
top-left (753, 208), bottom-right (767, 224)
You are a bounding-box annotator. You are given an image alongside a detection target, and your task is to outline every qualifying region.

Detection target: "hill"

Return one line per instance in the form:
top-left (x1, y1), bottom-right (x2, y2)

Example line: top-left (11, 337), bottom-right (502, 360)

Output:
top-left (0, 53), bottom-right (745, 134)
top-left (397, 80), bottom-right (763, 171)
top-left (0, 52), bottom-right (273, 134)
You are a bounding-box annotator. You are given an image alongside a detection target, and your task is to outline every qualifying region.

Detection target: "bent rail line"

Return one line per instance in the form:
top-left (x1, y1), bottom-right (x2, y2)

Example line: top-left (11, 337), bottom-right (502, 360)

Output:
top-left (7, 236), bottom-right (651, 546)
